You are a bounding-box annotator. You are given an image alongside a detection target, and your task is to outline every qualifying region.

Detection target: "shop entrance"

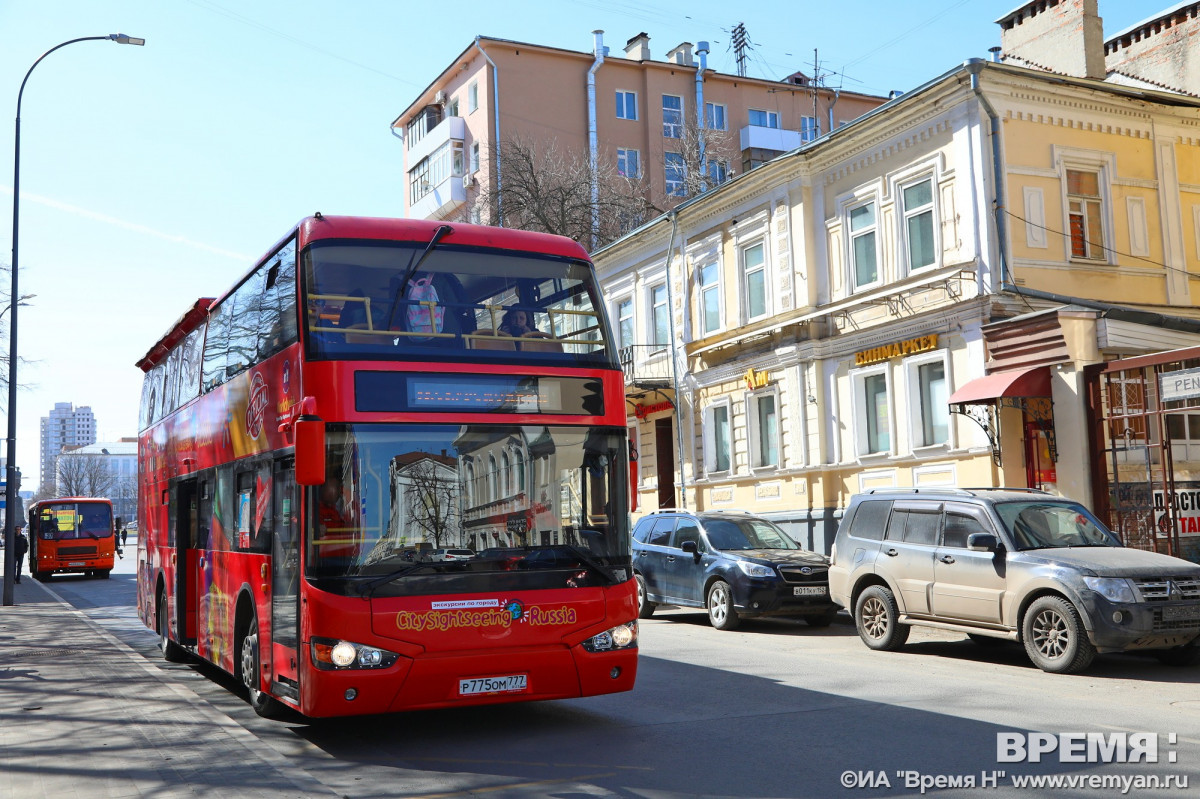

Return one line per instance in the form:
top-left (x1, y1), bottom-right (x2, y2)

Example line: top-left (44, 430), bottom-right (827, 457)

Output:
top-left (654, 417), bottom-right (676, 509)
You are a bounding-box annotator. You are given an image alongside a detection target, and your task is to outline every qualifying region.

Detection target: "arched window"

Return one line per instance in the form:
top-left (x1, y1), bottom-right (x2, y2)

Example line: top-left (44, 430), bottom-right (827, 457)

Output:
top-left (501, 452), bottom-right (511, 496)
top-left (514, 449), bottom-right (526, 493)
top-left (464, 463), bottom-right (475, 506)
top-left (488, 454), bottom-right (498, 502)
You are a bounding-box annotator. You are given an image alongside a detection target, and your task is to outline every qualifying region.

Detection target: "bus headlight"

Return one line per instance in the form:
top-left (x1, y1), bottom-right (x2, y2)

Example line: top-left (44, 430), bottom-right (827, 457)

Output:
top-left (582, 621), bottom-right (638, 652)
top-left (311, 637), bottom-right (399, 670)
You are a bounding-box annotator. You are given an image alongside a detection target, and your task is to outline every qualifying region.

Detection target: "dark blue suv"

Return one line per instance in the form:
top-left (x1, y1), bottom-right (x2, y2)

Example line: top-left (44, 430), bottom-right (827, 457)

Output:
top-left (632, 510), bottom-right (836, 630)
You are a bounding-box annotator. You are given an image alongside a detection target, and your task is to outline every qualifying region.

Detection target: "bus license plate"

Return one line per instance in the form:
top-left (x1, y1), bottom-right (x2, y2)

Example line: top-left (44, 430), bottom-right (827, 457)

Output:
top-left (459, 675), bottom-right (528, 696)
top-left (794, 586), bottom-right (827, 596)
top-left (68, 562), bottom-right (86, 566)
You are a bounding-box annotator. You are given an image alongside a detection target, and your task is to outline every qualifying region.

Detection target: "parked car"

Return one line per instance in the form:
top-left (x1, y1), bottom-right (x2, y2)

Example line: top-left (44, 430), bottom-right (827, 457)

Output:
top-left (425, 548), bottom-right (475, 562)
top-left (632, 510), bottom-right (836, 630)
top-left (828, 488), bottom-right (1200, 673)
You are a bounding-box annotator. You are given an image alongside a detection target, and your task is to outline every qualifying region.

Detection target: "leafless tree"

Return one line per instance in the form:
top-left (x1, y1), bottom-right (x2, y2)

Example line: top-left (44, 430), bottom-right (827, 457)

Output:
top-left (395, 456), bottom-right (460, 549)
top-left (55, 453), bottom-right (116, 498)
top-left (657, 114), bottom-right (741, 199)
top-left (472, 136), bottom-right (656, 251)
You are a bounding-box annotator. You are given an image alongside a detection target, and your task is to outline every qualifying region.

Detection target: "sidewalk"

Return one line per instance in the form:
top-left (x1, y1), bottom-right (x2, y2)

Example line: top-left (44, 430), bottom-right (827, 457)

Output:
top-left (0, 574), bottom-right (336, 798)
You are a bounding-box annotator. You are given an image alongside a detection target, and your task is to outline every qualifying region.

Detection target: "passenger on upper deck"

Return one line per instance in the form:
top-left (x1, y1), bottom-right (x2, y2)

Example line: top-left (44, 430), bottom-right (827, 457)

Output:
top-left (498, 309), bottom-right (537, 337)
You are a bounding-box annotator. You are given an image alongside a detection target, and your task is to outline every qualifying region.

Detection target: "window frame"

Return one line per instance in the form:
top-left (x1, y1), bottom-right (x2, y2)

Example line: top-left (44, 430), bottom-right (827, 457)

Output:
top-left (617, 147), bottom-right (641, 179)
top-left (697, 259), bottom-right (722, 336)
top-left (747, 386), bottom-right (781, 470)
top-left (616, 90), bottom-right (638, 121)
top-left (704, 399), bottom-right (733, 475)
top-left (662, 94), bottom-right (683, 138)
top-left (650, 282), bottom-right (670, 348)
top-left (467, 81), bottom-right (479, 113)
top-left (615, 296), bottom-right (634, 350)
top-left (851, 363), bottom-right (893, 457)
top-left (1065, 168), bottom-right (1107, 262)
top-left (847, 198), bottom-right (880, 292)
top-left (899, 174), bottom-right (938, 274)
top-left (748, 109), bottom-right (779, 129)
top-left (705, 102), bottom-right (727, 131)
top-left (664, 151), bottom-right (686, 197)
top-left (904, 350), bottom-right (952, 451)
top-left (740, 239), bottom-right (769, 323)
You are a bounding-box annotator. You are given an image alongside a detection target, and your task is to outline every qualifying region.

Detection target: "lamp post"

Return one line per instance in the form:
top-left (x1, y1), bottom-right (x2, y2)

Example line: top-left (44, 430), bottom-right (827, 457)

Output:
top-left (4, 34), bottom-right (144, 606)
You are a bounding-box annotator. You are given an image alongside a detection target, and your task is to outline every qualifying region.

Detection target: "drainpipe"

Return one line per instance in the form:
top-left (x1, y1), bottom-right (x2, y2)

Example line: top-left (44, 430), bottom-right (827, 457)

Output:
top-left (826, 89), bottom-right (839, 138)
top-left (474, 37), bottom-right (503, 226)
top-left (665, 210), bottom-right (689, 510)
top-left (587, 30), bottom-right (606, 246)
top-left (968, 60), bottom-right (1008, 295)
top-left (695, 41), bottom-right (709, 193)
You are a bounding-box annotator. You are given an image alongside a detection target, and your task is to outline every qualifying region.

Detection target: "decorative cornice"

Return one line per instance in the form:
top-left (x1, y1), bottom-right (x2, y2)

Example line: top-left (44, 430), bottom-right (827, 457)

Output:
top-left (1005, 107), bottom-right (1150, 138)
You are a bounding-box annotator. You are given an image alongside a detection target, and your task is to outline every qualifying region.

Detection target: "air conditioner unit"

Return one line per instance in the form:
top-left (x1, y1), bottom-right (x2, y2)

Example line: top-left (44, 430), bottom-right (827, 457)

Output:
top-left (463, 174), bottom-right (476, 188)
top-left (434, 90), bottom-right (447, 105)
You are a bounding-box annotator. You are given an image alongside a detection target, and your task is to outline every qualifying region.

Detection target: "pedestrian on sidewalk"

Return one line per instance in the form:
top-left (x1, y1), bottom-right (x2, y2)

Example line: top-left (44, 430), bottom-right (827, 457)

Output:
top-left (14, 527), bottom-right (28, 583)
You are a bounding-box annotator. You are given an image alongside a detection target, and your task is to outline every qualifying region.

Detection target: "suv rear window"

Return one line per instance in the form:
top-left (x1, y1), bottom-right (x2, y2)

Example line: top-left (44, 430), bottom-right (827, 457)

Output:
top-left (646, 516), bottom-right (675, 546)
top-left (847, 500), bottom-right (891, 541)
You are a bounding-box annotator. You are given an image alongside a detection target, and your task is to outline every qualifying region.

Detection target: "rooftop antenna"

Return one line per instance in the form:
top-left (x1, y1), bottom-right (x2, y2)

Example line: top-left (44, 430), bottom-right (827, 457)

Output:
top-left (731, 22), bottom-right (748, 77)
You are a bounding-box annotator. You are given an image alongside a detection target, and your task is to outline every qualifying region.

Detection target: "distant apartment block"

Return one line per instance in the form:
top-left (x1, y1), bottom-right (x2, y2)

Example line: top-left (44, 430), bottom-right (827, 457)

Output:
top-left (39, 402), bottom-right (96, 493)
top-left (390, 31), bottom-right (886, 227)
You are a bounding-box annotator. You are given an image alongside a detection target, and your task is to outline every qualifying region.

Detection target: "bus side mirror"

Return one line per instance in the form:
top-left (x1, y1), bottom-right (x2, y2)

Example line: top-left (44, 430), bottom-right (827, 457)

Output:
top-left (294, 416), bottom-right (326, 486)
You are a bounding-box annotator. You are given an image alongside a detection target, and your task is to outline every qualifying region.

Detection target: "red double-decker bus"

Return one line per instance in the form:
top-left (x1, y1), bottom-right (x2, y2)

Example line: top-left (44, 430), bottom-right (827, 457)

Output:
top-left (135, 216), bottom-right (637, 718)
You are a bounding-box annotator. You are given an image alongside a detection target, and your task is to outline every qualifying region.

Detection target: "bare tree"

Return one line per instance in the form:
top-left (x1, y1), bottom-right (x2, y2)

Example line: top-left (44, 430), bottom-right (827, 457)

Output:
top-left (392, 455), bottom-right (460, 549)
top-left (55, 453), bottom-right (116, 498)
top-left (658, 114), bottom-right (741, 199)
top-left (473, 136), bottom-right (655, 250)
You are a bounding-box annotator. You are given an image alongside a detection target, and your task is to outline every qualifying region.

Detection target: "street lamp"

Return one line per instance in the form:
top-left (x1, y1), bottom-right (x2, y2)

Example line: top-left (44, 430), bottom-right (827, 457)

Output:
top-left (4, 34), bottom-right (145, 606)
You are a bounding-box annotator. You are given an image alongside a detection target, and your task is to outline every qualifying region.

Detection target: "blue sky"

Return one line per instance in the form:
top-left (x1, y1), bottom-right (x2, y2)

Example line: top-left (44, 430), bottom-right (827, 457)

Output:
top-left (0, 0), bottom-right (1162, 491)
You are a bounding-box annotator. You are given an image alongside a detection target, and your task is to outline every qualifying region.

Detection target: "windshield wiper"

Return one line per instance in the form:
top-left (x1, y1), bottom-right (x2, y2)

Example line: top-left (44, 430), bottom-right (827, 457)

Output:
top-left (387, 224), bottom-right (453, 328)
top-left (356, 562), bottom-right (440, 598)
top-left (559, 545), bottom-right (618, 585)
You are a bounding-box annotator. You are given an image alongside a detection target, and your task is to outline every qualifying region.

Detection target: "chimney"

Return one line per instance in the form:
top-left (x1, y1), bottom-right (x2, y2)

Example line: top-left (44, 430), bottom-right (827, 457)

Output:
top-left (996, 0), bottom-right (1104, 80)
top-left (666, 42), bottom-right (694, 66)
top-left (624, 32), bottom-right (651, 61)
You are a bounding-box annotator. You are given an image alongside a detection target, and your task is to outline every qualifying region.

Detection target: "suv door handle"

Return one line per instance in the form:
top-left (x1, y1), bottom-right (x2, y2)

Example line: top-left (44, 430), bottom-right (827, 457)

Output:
top-left (939, 555), bottom-right (956, 564)
top-left (884, 548), bottom-right (899, 557)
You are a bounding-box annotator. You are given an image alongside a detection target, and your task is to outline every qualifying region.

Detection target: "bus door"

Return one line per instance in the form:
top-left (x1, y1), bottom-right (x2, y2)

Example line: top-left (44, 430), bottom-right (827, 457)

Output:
top-left (172, 478), bottom-right (201, 646)
top-left (270, 458), bottom-right (300, 690)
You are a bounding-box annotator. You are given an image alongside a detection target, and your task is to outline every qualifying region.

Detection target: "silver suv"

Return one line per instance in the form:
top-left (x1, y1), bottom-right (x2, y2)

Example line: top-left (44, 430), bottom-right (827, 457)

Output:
top-left (828, 488), bottom-right (1200, 673)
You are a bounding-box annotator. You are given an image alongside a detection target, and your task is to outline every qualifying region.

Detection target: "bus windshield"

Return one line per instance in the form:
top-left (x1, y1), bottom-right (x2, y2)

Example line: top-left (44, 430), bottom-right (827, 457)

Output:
top-left (307, 424), bottom-right (631, 597)
top-left (304, 242), bottom-right (616, 366)
top-left (37, 502), bottom-right (113, 540)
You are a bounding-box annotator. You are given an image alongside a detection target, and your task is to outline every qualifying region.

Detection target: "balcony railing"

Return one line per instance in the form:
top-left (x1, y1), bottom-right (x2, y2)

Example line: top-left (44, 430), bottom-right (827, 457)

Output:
top-left (619, 345), bottom-right (673, 387)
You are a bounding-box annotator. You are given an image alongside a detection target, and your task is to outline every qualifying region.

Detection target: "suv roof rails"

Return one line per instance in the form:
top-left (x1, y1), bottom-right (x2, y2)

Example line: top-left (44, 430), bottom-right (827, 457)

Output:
top-left (864, 486), bottom-right (1051, 496)
top-left (645, 508), bottom-right (755, 515)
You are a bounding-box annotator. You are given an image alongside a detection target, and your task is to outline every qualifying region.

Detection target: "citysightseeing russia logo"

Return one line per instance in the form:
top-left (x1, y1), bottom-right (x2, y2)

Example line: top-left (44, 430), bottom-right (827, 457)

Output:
top-left (395, 598), bottom-right (576, 632)
top-left (245, 372), bottom-right (270, 439)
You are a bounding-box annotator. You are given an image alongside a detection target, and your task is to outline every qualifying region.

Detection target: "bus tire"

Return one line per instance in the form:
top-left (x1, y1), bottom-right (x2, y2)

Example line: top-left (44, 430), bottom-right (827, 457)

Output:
top-left (158, 592), bottom-right (189, 663)
top-left (33, 571), bottom-right (48, 582)
top-left (238, 618), bottom-right (288, 720)
top-left (98, 570), bottom-right (111, 579)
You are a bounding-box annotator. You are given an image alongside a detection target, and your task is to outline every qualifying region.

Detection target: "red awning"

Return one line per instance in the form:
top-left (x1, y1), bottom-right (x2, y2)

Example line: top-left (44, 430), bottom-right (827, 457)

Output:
top-left (948, 366), bottom-right (1051, 405)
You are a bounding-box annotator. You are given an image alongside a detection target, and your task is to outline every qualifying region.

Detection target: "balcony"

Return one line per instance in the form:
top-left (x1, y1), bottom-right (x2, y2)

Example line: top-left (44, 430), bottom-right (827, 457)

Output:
top-left (409, 174), bottom-right (467, 220)
top-left (407, 115), bottom-right (465, 166)
top-left (739, 124), bottom-right (802, 154)
top-left (619, 345), bottom-right (674, 388)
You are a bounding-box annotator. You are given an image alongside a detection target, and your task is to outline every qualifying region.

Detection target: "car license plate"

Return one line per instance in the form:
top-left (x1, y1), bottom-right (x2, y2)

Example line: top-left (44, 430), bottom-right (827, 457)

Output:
top-left (68, 561), bottom-right (86, 566)
top-left (1162, 605), bottom-right (1200, 621)
top-left (459, 674), bottom-right (528, 696)
top-left (794, 586), bottom-right (827, 596)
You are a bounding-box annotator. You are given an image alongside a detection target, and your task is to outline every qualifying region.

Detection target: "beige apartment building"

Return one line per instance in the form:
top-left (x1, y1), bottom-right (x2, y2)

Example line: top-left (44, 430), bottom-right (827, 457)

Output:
top-left (390, 32), bottom-right (885, 226)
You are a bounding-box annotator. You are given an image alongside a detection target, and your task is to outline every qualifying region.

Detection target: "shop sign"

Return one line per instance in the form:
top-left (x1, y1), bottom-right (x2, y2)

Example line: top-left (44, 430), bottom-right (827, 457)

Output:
top-left (1159, 367), bottom-right (1200, 403)
top-left (634, 400), bottom-right (673, 419)
top-left (1154, 489), bottom-right (1200, 536)
top-left (744, 367), bottom-right (770, 390)
top-left (854, 334), bottom-right (939, 367)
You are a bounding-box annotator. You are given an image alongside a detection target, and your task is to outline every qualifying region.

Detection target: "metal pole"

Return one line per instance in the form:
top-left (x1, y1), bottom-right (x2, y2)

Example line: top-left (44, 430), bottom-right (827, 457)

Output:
top-left (4, 35), bottom-right (138, 605)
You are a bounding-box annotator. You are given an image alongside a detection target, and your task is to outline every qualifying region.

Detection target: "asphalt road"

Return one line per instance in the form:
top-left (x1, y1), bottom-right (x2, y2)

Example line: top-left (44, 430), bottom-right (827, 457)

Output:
top-left (37, 549), bottom-right (1200, 798)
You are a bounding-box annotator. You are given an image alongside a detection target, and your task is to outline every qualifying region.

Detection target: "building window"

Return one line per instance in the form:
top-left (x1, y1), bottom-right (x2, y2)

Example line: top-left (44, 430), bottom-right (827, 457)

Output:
top-left (470, 143), bottom-right (480, 173)
top-left (617, 148), bottom-right (640, 178)
top-left (1067, 169), bottom-right (1105, 260)
top-left (665, 152), bottom-right (686, 196)
top-left (800, 116), bottom-right (818, 142)
top-left (447, 98), bottom-right (460, 117)
top-left (743, 242), bottom-right (767, 320)
top-left (750, 391), bottom-right (779, 468)
top-left (748, 109), bottom-right (779, 128)
top-left (406, 105), bottom-right (443, 148)
top-left (849, 201), bottom-right (878, 289)
top-left (651, 284), bottom-right (669, 347)
top-left (662, 95), bottom-right (683, 138)
top-left (467, 82), bottom-right (478, 113)
top-left (706, 159), bottom-right (729, 186)
top-left (854, 369), bottom-right (891, 455)
top-left (616, 90), bottom-right (638, 120)
top-left (705, 102), bottom-right (727, 131)
top-left (906, 354), bottom-right (949, 449)
top-left (617, 298), bottom-right (633, 350)
top-left (408, 140), bottom-right (466, 205)
top-left (903, 178), bottom-right (936, 271)
top-left (698, 262), bottom-right (720, 334)
top-left (705, 403), bottom-right (732, 473)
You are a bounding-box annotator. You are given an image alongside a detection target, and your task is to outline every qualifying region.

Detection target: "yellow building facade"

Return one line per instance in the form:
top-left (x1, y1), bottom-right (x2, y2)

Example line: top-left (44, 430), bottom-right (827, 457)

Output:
top-left (595, 59), bottom-right (1200, 553)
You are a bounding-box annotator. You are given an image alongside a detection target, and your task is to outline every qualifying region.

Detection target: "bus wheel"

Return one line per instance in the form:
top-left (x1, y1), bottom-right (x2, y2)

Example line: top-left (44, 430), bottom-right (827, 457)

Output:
top-left (98, 570), bottom-right (111, 579)
top-left (158, 593), bottom-right (189, 663)
top-left (33, 571), bottom-right (48, 582)
top-left (239, 621), bottom-right (287, 719)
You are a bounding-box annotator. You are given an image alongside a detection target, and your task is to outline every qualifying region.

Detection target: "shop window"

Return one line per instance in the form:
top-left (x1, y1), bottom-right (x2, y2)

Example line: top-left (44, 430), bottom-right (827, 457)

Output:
top-left (749, 390), bottom-right (779, 468)
top-left (854, 366), bottom-right (891, 456)
top-left (907, 355), bottom-right (949, 448)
